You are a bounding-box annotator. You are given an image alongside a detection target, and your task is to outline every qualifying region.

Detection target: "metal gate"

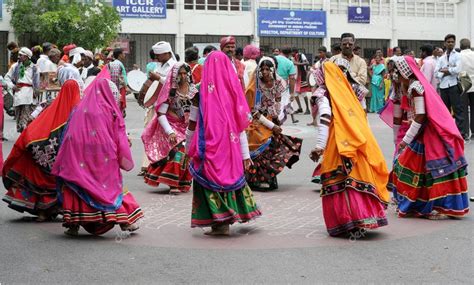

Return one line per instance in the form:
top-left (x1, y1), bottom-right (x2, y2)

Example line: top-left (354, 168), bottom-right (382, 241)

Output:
top-left (120, 33), bottom-right (176, 72)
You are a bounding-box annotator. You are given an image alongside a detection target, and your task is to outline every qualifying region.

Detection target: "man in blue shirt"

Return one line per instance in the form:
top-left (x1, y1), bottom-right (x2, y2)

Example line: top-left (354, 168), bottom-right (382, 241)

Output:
top-left (275, 47), bottom-right (298, 123)
top-left (435, 34), bottom-right (466, 139)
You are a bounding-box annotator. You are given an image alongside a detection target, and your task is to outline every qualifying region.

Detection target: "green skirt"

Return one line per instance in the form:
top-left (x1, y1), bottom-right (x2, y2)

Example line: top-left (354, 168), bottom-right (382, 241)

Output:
top-left (191, 181), bottom-right (262, 228)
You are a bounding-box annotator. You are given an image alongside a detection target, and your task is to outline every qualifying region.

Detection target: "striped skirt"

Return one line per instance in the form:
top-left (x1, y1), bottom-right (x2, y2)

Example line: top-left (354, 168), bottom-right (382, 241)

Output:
top-left (392, 139), bottom-right (469, 218)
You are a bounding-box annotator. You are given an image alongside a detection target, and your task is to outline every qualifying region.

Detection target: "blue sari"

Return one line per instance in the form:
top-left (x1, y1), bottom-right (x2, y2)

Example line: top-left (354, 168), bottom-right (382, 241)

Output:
top-left (370, 63), bottom-right (385, 112)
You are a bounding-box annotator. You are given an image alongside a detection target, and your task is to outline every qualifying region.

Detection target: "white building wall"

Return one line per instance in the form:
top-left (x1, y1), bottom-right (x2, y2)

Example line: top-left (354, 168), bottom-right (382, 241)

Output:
top-left (0, 0), bottom-right (473, 57)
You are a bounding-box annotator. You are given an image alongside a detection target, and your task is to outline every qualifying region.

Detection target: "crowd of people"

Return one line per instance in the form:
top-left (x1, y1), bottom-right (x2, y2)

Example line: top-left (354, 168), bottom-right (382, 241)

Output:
top-left (0, 31), bottom-right (470, 238)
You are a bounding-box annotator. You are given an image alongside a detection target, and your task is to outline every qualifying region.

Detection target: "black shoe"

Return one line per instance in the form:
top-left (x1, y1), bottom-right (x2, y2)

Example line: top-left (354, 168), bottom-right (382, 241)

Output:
top-left (292, 119), bottom-right (299, 124)
top-left (470, 197), bottom-right (474, 202)
top-left (304, 110), bottom-right (310, 115)
top-left (295, 108), bottom-right (303, 114)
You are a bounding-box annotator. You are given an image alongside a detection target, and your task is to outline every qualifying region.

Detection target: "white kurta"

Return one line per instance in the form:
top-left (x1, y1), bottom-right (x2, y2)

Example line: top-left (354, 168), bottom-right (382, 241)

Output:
top-left (5, 62), bottom-right (36, 107)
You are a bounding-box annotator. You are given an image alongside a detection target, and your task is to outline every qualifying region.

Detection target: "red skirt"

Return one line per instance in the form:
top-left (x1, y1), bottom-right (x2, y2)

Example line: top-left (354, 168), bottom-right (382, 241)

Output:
top-left (61, 185), bottom-right (144, 235)
top-left (144, 143), bottom-right (192, 192)
top-left (322, 189), bottom-right (388, 236)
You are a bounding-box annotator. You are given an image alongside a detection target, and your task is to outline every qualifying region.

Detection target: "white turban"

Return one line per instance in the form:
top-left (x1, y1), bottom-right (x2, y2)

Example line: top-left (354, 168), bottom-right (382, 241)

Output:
top-left (69, 47), bottom-right (86, 65)
top-left (19, 47), bottom-right (32, 58)
top-left (152, 41), bottom-right (176, 61)
top-left (84, 50), bottom-right (94, 60)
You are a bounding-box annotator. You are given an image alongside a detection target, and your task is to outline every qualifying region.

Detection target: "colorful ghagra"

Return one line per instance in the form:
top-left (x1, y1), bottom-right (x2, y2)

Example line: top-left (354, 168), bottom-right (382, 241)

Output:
top-left (52, 75), bottom-right (143, 235)
top-left (188, 52), bottom-right (262, 228)
top-left (142, 63), bottom-right (196, 192)
top-left (320, 62), bottom-right (390, 236)
top-left (3, 80), bottom-right (81, 216)
top-left (391, 58), bottom-right (469, 217)
top-left (244, 73), bottom-right (302, 190)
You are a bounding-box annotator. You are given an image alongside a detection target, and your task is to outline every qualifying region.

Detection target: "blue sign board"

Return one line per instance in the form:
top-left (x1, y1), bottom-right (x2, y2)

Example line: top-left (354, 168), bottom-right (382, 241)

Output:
top-left (348, 6), bottom-right (370, 23)
top-left (113, 0), bottom-right (167, 19)
top-left (258, 9), bottom-right (326, 38)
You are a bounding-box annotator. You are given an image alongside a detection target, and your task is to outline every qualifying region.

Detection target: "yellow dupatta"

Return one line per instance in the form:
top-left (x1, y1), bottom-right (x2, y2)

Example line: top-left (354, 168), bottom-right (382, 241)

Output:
top-left (321, 62), bottom-right (390, 203)
top-left (244, 70), bottom-right (273, 152)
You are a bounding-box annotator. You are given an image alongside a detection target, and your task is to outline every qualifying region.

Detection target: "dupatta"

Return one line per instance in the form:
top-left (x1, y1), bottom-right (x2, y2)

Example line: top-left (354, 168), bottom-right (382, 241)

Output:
top-left (404, 56), bottom-right (466, 178)
top-left (188, 51), bottom-right (251, 192)
top-left (51, 76), bottom-right (133, 211)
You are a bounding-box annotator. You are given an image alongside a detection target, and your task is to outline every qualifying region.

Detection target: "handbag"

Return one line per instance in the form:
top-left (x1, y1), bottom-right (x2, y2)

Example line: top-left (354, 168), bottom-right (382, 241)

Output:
top-left (457, 71), bottom-right (472, 94)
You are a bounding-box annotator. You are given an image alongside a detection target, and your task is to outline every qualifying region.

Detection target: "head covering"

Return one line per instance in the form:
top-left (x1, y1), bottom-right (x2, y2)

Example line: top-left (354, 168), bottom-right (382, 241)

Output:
top-left (57, 64), bottom-right (85, 93)
top-left (188, 51), bottom-right (251, 192)
top-left (392, 56), bottom-right (413, 79)
top-left (18, 47), bottom-right (32, 58)
top-left (155, 62), bottom-right (197, 110)
top-left (69, 47), bottom-right (85, 65)
top-left (321, 61), bottom-right (390, 203)
top-left (51, 74), bottom-right (133, 212)
top-left (3, 80), bottom-right (81, 193)
top-left (152, 41), bottom-right (177, 61)
top-left (243, 45), bottom-right (260, 60)
top-left (48, 48), bottom-right (61, 57)
top-left (220, 36), bottom-right (236, 50)
top-left (403, 56), bottom-right (466, 178)
top-left (84, 50), bottom-right (94, 60)
top-left (63, 44), bottom-right (76, 55)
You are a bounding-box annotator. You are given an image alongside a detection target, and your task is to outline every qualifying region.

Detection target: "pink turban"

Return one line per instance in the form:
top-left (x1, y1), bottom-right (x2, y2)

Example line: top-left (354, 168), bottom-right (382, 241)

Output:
top-left (243, 45), bottom-right (260, 60)
top-left (220, 36), bottom-right (236, 50)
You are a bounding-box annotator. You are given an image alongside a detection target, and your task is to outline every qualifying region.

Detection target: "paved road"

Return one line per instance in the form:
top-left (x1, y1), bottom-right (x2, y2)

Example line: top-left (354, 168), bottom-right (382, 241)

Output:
top-left (1, 100), bottom-right (473, 284)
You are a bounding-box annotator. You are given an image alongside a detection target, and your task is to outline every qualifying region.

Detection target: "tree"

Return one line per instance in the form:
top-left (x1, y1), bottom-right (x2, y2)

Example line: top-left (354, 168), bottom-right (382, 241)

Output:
top-left (7, 0), bottom-right (122, 50)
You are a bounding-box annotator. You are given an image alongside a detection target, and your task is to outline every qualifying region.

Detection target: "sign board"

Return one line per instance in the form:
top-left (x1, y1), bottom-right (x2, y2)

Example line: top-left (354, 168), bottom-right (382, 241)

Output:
top-left (113, 0), bottom-right (167, 19)
top-left (258, 9), bottom-right (326, 38)
top-left (110, 39), bottom-right (131, 54)
top-left (348, 6), bottom-right (370, 24)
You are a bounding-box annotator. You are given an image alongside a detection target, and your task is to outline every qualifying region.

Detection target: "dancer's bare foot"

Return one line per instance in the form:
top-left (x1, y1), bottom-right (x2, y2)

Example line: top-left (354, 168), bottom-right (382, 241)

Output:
top-left (64, 225), bottom-right (80, 236)
top-left (36, 211), bottom-right (48, 222)
top-left (120, 223), bottom-right (139, 232)
top-left (169, 188), bottom-right (181, 195)
top-left (204, 224), bottom-right (230, 236)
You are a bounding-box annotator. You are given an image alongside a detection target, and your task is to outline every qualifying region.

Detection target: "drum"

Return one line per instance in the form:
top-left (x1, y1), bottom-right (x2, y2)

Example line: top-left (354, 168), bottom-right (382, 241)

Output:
top-left (143, 80), bottom-right (161, 108)
top-left (127, 70), bottom-right (147, 93)
top-left (308, 71), bottom-right (317, 87)
top-left (138, 79), bottom-right (161, 108)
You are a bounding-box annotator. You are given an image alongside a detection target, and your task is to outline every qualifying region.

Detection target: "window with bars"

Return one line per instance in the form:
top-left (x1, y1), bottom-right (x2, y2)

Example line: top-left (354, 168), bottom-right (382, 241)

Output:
top-left (184, 0), bottom-right (251, 11)
top-left (258, 0), bottom-right (324, 10)
top-left (397, 0), bottom-right (455, 18)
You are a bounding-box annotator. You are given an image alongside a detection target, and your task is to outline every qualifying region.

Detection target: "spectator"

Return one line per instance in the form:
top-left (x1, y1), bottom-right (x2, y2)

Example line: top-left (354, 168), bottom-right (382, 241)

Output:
top-left (330, 33), bottom-right (367, 86)
top-left (435, 34), bottom-right (466, 140)
top-left (459, 38), bottom-right (474, 141)
top-left (291, 47), bottom-right (311, 114)
top-left (331, 42), bottom-right (342, 56)
top-left (392, 46), bottom-right (402, 57)
top-left (272, 48), bottom-right (281, 56)
top-left (235, 47), bottom-right (244, 61)
top-left (353, 45), bottom-right (362, 56)
top-left (420, 44), bottom-right (438, 90)
top-left (198, 45), bottom-right (217, 65)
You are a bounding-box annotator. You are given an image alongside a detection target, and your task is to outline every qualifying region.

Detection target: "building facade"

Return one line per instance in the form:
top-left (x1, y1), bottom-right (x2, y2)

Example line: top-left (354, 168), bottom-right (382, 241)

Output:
top-left (0, 0), bottom-right (473, 72)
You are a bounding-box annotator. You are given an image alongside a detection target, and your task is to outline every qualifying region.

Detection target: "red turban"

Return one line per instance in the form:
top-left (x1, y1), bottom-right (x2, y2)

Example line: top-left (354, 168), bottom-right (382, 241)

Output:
top-left (63, 44), bottom-right (76, 55)
top-left (220, 36), bottom-right (236, 50)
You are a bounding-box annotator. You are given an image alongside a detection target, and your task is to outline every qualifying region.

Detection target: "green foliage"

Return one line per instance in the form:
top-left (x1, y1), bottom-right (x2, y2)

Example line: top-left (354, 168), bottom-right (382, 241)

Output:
top-left (7, 0), bottom-right (122, 49)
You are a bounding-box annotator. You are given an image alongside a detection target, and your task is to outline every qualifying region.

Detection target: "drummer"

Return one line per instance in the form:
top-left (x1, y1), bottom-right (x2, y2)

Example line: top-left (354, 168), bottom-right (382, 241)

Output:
top-left (138, 41), bottom-right (177, 176)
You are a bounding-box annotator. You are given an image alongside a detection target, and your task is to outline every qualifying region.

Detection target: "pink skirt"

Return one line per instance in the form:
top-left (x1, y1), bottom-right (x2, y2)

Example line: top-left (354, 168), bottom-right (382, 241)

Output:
top-left (322, 189), bottom-right (388, 236)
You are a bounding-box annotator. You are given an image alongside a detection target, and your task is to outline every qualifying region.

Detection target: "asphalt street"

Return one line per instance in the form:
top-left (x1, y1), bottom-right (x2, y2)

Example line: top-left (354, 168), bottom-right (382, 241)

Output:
top-left (0, 99), bottom-right (473, 284)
